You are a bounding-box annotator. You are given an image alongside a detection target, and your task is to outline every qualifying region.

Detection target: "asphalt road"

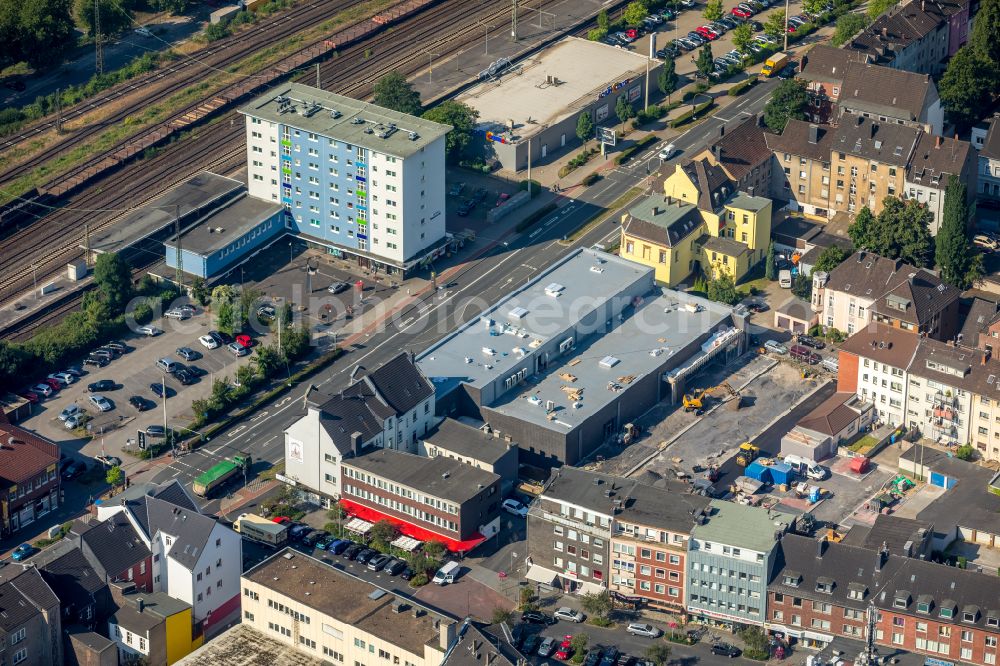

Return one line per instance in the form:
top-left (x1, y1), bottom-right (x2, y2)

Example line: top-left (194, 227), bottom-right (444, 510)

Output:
top-left (149, 77), bottom-right (784, 510)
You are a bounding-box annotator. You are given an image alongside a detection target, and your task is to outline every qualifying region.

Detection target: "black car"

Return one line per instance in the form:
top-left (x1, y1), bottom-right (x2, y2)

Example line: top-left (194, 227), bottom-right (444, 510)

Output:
top-left (367, 554), bottom-right (391, 571)
top-left (208, 330), bottom-right (232, 345)
top-left (456, 199), bottom-right (475, 216)
top-left (583, 649), bottom-right (603, 666)
top-left (146, 424), bottom-right (167, 437)
top-left (97, 346), bottom-right (122, 359)
top-left (616, 655), bottom-right (635, 666)
top-left (61, 460), bottom-right (86, 480)
top-left (289, 524), bottom-right (313, 540)
top-left (343, 544), bottom-right (364, 560)
top-left (399, 566), bottom-right (415, 580)
top-left (184, 365), bottom-right (207, 378)
top-left (796, 334), bottom-right (826, 349)
top-left (105, 341), bottom-right (129, 354)
top-left (302, 531), bottom-right (328, 547)
top-left (384, 558), bottom-right (406, 575)
top-left (472, 187), bottom-right (489, 203)
top-left (522, 634), bottom-right (541, 655)
top-left (174, 369), bottom-right (196, 386)
top-left (150, 382), bottom-right (173, 399)
top-left (521, 610), bottom-right (555, 625)
top-left (750, 19), bottom-right (764, 30)
top-left (65, 366), bottom-right (85, 377)
top-left (129, 395), bottom-right (152, 411)
top-left (355, 548), bottom-right (377, 565)
top-left (87, 379), bottom-right (117, 392)
top-left (747, 301), bottom-right (770, 313)
top-left (711, 643), bottom-right (742, 658)
top-left (599, 647), bottom-right (620, 666)
top-left (84, 356), bottom-right (109, 368)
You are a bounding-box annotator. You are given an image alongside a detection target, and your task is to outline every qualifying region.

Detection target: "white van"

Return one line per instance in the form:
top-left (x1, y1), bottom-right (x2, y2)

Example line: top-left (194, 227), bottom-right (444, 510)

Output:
top-left (658, 143), bottom-right (678, 161)
top-left (778, 269), bottom-right (792, 288)
top-left (821, 356), bottom-right (839, 373)
top-left (432, 561), bottom-right (461, 585)
top-left (784, 455), bottom-right (828, 480)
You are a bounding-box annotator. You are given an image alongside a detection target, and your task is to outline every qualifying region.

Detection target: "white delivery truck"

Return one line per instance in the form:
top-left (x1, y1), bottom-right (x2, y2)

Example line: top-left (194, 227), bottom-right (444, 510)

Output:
top-left (432, 561), bottom-right (461, 585)
top-left (779, 269), bottom-right (792, 288)
top-left (235, 513), bottom-right (289, 548)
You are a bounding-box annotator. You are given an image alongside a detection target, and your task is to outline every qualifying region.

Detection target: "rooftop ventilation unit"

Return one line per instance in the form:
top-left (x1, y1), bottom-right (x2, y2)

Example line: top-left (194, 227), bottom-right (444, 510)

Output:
top-left (599, 355), bottom-right (620, 369)
top-left (544, 283), bottom-right (565, 297)
top-left (351, 117), bottom-right (365, 125)
top-left (331, 110), bottom-right (342, 119)
top-left (508, 306), bottom-right (529, 320)
top-left (408, 131), bottom-right (419, 141)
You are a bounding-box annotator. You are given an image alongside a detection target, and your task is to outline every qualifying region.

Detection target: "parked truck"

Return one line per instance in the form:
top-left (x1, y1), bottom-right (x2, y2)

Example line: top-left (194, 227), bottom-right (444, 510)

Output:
top-left (761, 52), bottom-right (789, 77)
top-left (192, 454), bottom-right (251, 497)
top-left (235, 513), bottom-right (288, 547)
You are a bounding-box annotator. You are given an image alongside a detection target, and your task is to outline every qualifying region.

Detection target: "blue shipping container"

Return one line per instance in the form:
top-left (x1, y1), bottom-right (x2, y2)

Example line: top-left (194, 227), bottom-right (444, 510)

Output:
top-left (769, 462), bottom-right (794, 486)
top-left (744, 461), bottom-right (772, 483)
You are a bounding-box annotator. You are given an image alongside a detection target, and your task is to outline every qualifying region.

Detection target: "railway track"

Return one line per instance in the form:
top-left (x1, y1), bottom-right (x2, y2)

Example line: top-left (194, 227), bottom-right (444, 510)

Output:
top-left (0, 0), bottom-right (362, 187)
top-left (0, 0), bottom-right (605, 339)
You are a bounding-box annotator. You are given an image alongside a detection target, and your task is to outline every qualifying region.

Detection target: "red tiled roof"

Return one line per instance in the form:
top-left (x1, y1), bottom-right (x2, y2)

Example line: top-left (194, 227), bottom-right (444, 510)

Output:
top-left (0, 414), bottom-right (59, 484)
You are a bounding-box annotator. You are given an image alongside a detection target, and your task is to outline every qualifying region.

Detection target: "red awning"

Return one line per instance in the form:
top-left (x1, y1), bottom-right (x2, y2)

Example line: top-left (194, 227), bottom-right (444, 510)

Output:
top-left (339, 499), bottom-right (486, 553)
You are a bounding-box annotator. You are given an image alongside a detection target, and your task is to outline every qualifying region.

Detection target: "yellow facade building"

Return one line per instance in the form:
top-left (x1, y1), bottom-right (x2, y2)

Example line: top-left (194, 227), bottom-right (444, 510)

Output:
top-left (621, 160), bottom-right (772, 287)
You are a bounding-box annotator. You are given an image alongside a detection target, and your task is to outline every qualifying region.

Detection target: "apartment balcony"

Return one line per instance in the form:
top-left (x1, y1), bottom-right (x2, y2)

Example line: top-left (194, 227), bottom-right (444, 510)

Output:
top-left (933, 391), bottom-right (957, 409)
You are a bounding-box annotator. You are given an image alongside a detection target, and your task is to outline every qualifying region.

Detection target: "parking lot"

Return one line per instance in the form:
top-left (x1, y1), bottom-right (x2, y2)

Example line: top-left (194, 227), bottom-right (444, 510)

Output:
top-left (612, 0), bottom-right (807, 80)
top-left (19, 305), bottom-right (260, 464)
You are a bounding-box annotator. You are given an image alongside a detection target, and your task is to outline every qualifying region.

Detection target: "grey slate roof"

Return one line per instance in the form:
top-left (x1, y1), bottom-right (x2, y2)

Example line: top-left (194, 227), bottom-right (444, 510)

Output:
top-left (699, 234), bottom-right (749, 258)
top-left (76, 513), bottom-right (151, 580)
top-left (838, 63), bottom-right (935, 122)
top-left (797, 45), bottom-right (868, 85)
top-left (622, 196), bottom-right (703, 248)
top-left (826, 251), bottom-right (919, 300)
top-left (846, 0), bottom-right (963, 66)
top-left (765, 119), bottom-right (834, 163)
top-left (705, 116), bottom-right (773, 182)
top-left (343, 448), bottom-right (499, 504)
top-left (906, 132), bottom-right (971, 184)
top-left (312, 353), bottom-right (433, 453)
top-left (832, 115), bottom-right (920, 166)
top-left (423, 419), bottom-right (513, 466)
top-left (848, 514), bottom-right (932, 558)
top-left (143, 496), bottom-right (218, 571)
top-left (870, 269), bottom-right (960, 327)
top-left (982, 115), bottom-right (1000, 161)
top-left (443, 620), bottom-right (522, 666)
top-left (681, 159), bottom-right (734, 212)
top-left (957, 297), bottom-right (998, 348)
top-left (33, 541), bottom-right (108, 616)
top-left (0, 568), bottom-right (50, 632)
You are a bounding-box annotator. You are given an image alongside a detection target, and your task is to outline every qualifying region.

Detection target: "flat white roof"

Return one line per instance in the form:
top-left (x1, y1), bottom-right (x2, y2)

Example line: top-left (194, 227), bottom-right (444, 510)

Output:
top-left (457, 37), bottom-right (652, 142)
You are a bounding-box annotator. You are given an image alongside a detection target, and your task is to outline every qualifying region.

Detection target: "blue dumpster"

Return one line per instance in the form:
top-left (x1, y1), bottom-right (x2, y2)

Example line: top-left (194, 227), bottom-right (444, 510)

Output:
top-left (769, 462), bottom-right (794, 486)
top-left (744, 460), bottom-right (772, 484)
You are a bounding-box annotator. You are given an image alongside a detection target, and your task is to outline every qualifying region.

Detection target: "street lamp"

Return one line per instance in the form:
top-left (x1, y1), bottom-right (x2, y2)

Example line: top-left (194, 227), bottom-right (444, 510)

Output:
top-left (162, 372), bottom-right (174, 459)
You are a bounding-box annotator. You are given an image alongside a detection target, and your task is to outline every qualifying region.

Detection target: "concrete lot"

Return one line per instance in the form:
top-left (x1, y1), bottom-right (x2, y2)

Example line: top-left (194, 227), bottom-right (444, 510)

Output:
top-left (20, 305), bottom-right (258, 462)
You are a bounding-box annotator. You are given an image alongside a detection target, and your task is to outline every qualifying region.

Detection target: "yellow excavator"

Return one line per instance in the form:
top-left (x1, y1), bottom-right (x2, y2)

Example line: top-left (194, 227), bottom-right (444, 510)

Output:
top-left (736, 442), bottom-right (761, 466)
top-left (682, 382), bottom-right (738, 414)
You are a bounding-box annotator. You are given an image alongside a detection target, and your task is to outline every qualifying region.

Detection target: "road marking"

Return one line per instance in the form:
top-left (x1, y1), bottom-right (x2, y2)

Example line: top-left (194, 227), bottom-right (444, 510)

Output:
top-left (251, 411), bottom-right (269, 422)
top-left (228, 425), bottom-right (247, 438)
top-left (275, 396), bottom-right (292, 408)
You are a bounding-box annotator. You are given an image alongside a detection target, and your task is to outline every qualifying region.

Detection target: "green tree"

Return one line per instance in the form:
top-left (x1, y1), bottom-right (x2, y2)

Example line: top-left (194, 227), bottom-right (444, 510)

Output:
top-left (658, 56), bottom-right (678, 99)
top-left (866, 0), bottom-right (896, 19)
top-left (832, 12), bottom-right (868, 46)
top-left (580, 591), bottom-right (613, 620)
top-left (571, 635), bottom-right (590, 662)
top-left (971, 0), bottom-right (1000, 62)
top-left (190, 277), bottom-right (209, 305)
top-left (252, 344), bottom-right (282, 379)
top-left (519, 586), bottom-right (536, 610)
top-left (326, 503), bottom-right (346, 537)
top-left (492, 607), bottom-right (513, 625)
top-left (955, 443), bottom-right (975, 461)
top-left (813, 245), bottom-right (850, 274)
top-left (576, 111), bottom-right (594, 144)
top-left (150, 0), bottom-right (189, 13)
top-left (587, 27), bottom-right (608, 40)
top-left (280, 324), bottom-right (311, 360)
top-left (936, 176), bottom-right (983, 289)
top-left (765, 241), bottom-right (777, 281)
top-left (707, 273), bottom-right (741, 305)
top-left (848, 198), bottom-right (934, 266)
top-left (764, 9), bottom-right (786, 40)
top-left (938, 46), bottom-right (997, 132)
top-left (73, 0), bottom-right (134, 37)
top-left (732, 23), bottom-right (754, 55)
top-left (703, 0), bottom-right (723, 21)
top-left (802, 0), bottom-right (827, 15)
top-left (615, 95), bottom-right (634, 131)
top-left (93, 253), bottom-right (133, 315)
top-left (646, 644), bottom-right (672, 666)
top-left (792, 272), bottom-right (812, 300)
top-left (739, 627), bottom-right (771, 661)
top-left (597, 8), bottom-right (610, 31)
top-left (0, 341), bottom-right (30, 391)
top-left (623, 0), bottom-right (648, 26)
top-left (763, 79), bottom-right (809, 132)
top-left (106, 465), bottom-right (124, 489)
top-left (372, 71), bottom-right (422, 116)
top-left (696, 43), bottom-right (714, 77)
top-left (369, 519), bottom-right (398, 550)
top-left (16, 0), bottom-right (76, 69)
top-left (212, 285), bottom-right (236, 336)
top-left (422, 101), bottom-right (479, 163)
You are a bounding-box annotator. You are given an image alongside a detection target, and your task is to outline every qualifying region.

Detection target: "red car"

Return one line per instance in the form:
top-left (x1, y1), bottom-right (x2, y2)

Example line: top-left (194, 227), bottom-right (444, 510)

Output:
top-left (18, 391), bottom-right (39, 404)
top-left (555, 636), bottom-right (574, 660)
top-left (696, 25), bottom-right (719, 39)
top-left (272, 516), bottom-right (291, 524)
top-left (43, 378), bottom-right (62, 391)
top-left (731, 7), bottom-right (752, 17)
top-left (235, 334), bottom-right (253, 348)
top-left (624, 28), bottom-right (639, 40)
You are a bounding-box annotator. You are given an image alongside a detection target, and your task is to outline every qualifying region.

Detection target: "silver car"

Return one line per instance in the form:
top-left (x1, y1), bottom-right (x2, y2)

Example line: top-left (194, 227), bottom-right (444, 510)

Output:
top-left (89, 395), bottom-right (113, 412)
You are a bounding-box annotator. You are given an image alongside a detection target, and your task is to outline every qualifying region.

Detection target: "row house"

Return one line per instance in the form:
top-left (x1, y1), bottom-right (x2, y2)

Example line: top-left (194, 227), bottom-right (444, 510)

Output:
top-left (0, 413), bottom-right (60, 537)
top-left (283, 352), bottom-right (436, 502)
top-left (689, 116), bottom-right (773, 199)
top-left (0, 565), bottom-right (62, 666)
top-left (767, 121), bottom-right (836, 221)
top-left (845, 0), bottom-right (969, 75)
top-left (339, 447), bottom-right (501, 553)
top-left (526, 466), bottom-right (708, 608)
top-left (976, 115), bottom-right (1000, 229)
top-left (830, 115), bottom-right (918, 216)
top-left (815, 250), bottom-right (960, 339)
top-left (685, 501), bottom-right (797, 628)
top-left (838, 322), bottom-right (1000, 455)
top-left (905, 132), bottom-right (977, 234)
top-left (771, 532), bottom-right (1000, 665)
top-left (797, 45), bottom-right (943, 135)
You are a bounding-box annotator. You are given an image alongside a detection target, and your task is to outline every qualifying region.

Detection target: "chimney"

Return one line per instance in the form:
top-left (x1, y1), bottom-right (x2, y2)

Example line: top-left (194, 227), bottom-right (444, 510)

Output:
top-left (882, 27), bottom-right (888, 38)
top-left (440, 620), bottom-right (457, 650)
top-left (137, 598), bottom-right (144, 613)
top-left (800, 54), bottom-right (808, 72)
top-left (351, 431), bottom-right (363, 455)
top-left (666, 195), bottom-right (673, 206)
top-left (875, 548), bottom-right (885, 572)
top-left (921, 0), bottom-right (925, 10)
top-left (935, 135), bottom-right (942, 149)
top-left (816, 538), bottom-right (827, 558)
top-left (984, 349), bottom-right (991, 365)
top-left (808, 124), bottom-right (819, 144)
top-left (712, 144), bottom-right (722, 160)
top-left (720, 125), bottom-right (726, 138)
top-left (857, 115), bottom-right (864, 126)
top-left (652, 205), bottom-right (660, 216)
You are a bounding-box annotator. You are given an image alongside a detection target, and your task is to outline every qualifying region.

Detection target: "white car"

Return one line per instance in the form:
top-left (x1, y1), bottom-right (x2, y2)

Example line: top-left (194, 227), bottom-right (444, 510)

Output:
top-left (58, 404), bottom-right (82, 421)
top-left (553, 607), bottom-right (585, 623)
top-left (32, 383), bottom-right (54, 397)
top-left (134, 26), bottom-right (152, 36)
top-left (65, 413), bottom-right (85, 429)
top-left (502, 498), bottom-right (528, 517)
top-left (974, 234), bottom-right (998, 251)
top-left (764, 340), bottom-right (788, 355)
top-left (164, 308), bottom-right (190, 320)
top-left (88, 395), bottom-right (113, 412)
top-left (627, 623), bottom-right (663, 638)
top-left (48, 372), bottom-right (75, 386)
top-left (198, 335), bottom-right (219, 350)
top-left (658, 143), bottom-right (678, 160)
top-left (137, 325), bottom-right (162, 337)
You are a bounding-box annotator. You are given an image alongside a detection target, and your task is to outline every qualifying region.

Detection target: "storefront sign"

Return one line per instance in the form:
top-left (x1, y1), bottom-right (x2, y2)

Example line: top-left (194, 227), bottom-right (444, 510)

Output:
top-left (628, 85), bottom-right (641, 103)
top-left (597, 79), bottom-right (631, 100)
top-left (596, 104), bottom-right (609, 122)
